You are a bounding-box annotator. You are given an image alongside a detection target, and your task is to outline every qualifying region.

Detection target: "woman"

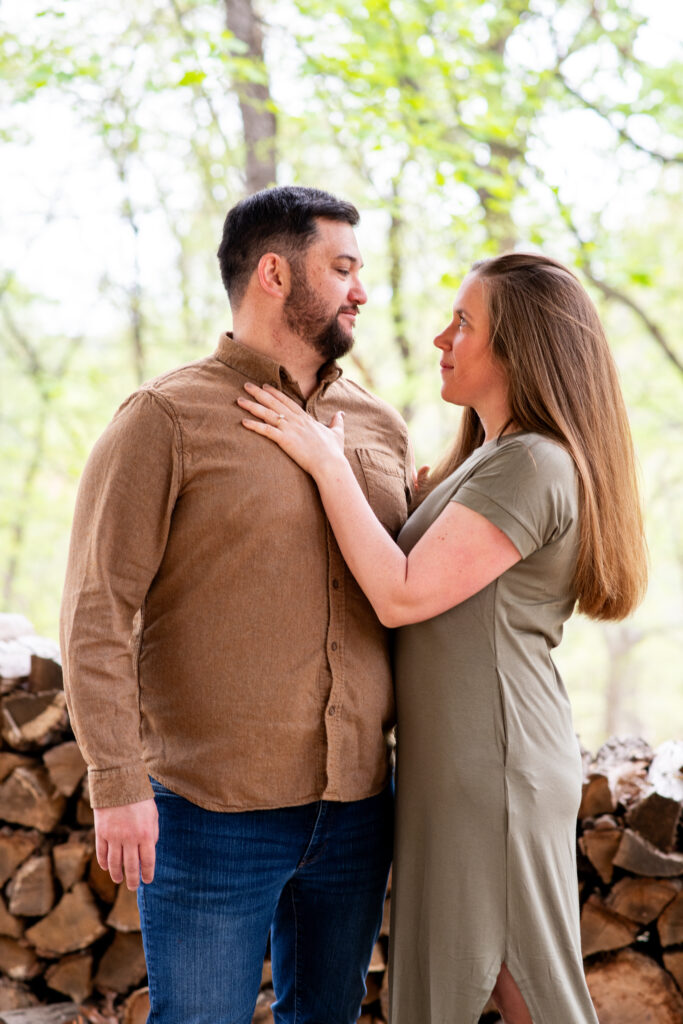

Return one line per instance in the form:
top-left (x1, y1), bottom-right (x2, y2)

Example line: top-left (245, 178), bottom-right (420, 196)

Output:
top-left (238, 252), bottom-right (647, 1023)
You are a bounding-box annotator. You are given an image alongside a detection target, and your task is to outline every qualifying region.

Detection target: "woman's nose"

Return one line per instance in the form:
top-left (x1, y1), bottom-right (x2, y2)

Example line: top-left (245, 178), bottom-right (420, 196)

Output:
top-left (433, 325), bottom-right (452, 350)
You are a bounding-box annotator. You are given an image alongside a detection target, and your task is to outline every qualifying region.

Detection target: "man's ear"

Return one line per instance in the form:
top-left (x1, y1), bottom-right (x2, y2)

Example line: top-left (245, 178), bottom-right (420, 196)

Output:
top-left (257, 252), bottom-right (290, 299)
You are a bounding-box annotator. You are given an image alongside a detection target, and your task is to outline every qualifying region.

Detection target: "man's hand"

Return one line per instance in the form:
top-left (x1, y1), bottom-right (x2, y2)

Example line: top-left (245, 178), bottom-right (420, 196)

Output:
top-left (94, 798), bottom-right (159, 891)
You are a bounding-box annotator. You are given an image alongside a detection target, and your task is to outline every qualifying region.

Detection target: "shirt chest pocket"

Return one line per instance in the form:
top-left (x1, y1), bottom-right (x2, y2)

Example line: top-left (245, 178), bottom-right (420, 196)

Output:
top-left (355, 447), bottom-right (408, 538)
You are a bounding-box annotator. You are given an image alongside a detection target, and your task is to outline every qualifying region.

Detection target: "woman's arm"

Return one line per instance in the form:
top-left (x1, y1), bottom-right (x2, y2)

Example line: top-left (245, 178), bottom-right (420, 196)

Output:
top-left (239, 384), bottom-right (520, 627)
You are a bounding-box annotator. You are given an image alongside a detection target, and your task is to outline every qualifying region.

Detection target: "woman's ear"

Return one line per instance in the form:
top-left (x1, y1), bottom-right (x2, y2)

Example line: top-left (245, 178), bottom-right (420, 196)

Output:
top-left (257, 252), bottom-right (290, 299)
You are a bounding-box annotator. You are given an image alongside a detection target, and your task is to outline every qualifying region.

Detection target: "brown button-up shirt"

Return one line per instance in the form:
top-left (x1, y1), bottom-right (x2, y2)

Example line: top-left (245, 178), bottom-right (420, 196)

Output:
top-left (60, 334), bottom-right (412, 811)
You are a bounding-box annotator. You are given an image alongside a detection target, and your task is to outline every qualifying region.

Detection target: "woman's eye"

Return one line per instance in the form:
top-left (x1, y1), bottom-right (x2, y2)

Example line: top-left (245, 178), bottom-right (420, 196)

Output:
top-left (337, 268), bottom-right (350, 277)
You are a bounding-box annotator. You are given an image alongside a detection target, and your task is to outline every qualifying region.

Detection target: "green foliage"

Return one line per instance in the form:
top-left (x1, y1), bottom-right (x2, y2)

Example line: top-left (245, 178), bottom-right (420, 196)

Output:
top-left (1, 0), bottom-right (681, 746)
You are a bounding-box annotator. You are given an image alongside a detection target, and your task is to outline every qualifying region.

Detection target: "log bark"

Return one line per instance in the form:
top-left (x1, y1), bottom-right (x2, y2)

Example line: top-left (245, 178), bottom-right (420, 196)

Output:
top-left (379, 967), bottom-right (389, 1021)
top-left (0, 831), bottom-right (39, 886)
top-left (43, 741), bottom-right (87, 797)
top-left (88, 852), bottom-right (117, 904)
top-left (53, 838), bottom-right (93, 892)
top-left (76, 777), bottom-right (94, 827)
top-left (363, 972), bottom-right (381, 1005)
top-left (0, 978), bottom-right (37, 1011)
top-left (94, 931), bottom-right (147, 994)
top-left (605, 877), bottom-right (680, 924)
top-left (0, 1007), bottom-right (81, 1024)
top-left (24, 882), bottom-right (107, 956)
top-left (1, 691), bottom-right (67, 749)
top-left (0, 895), bottom-right (22, 940)
top-left (585, 948), bottom-right (683, 1023)
top-left (627, 792), bottom-right (682, 852)
top-left (613, 829), bottom-right (683, 877)
top-left (6, 854), bottom-right (54, 917)
top-left (45, 951), bottom-right (93, 1003)
top-left (369, 940), bottom-right (386, 971)
top-left (379, 895), bottom-right (391, 937)
top-left (25, 653), bottom-right (63, 694)
top-left (658, 891), bottom-right (683, 947)
top-left (580, 893), bottom-right (640, 957)
top-left (579, 772), bottom-right (616, 818)
top-left (106, 884), bottom-right (141, 933)
top-left (0, 765), bottom-right (66, 832)
top-left (663, 950), bottom-right (683, 995)
top-left (122, 987), bottom-right (150, 1024)
top-left (0, 937), bottom-right (40, 981)
top-left (0, 754), bottom-right (32, 784)
top-left (579, 824), bottom-right (623, 883)
top-left (251, 988), bottom-right (275, 1024)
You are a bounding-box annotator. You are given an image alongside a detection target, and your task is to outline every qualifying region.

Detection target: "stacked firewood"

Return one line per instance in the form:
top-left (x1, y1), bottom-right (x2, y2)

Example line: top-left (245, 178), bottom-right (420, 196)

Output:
top-left (0, 616), bottom-right (149, 1023)
top-left (1, 613), bottom-right (682, 1024)
top-left (575, 735), bottom-right (683, 1024)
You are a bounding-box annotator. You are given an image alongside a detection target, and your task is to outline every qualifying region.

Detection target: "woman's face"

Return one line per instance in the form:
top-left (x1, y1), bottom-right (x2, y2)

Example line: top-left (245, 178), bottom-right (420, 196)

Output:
top-left (433, 272), bottom-right (507, 412)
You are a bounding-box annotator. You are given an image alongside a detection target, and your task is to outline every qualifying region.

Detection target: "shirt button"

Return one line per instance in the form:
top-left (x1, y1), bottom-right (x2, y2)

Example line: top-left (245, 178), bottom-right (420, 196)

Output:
top-left (330, 641), bottom-right (338, 651)
top-left (328, 705), bottom-right (336, 716)
top-left (332, 578), bottom-right (340, 589)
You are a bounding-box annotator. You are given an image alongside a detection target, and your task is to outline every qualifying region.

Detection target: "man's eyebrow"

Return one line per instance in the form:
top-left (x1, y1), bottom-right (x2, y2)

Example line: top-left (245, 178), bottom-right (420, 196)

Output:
top-left (335, 253), bottom-right (363, 267)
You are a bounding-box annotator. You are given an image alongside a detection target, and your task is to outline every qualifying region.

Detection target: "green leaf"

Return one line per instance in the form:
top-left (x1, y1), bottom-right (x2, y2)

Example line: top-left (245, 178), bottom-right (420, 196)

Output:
top-left (177, 70), bottom-right (206, 87)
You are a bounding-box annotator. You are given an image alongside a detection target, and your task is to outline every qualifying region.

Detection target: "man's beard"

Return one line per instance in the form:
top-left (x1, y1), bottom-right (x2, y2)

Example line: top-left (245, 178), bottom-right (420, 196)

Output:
top-left (284, 264), bottom-right (356, 362)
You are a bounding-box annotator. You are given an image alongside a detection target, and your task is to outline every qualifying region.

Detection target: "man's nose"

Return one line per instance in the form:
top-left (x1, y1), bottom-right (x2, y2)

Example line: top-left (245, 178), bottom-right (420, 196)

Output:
top-left (349, 278), bottom-right (367, 305)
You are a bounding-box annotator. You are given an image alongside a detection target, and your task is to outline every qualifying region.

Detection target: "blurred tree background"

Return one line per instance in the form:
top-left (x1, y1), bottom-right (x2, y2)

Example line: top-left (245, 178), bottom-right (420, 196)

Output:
top-left (1, 0), bottom-right (681, 752)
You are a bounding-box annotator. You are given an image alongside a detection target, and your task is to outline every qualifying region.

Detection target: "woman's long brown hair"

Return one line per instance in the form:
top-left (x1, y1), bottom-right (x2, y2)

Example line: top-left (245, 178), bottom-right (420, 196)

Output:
top-left (422, 252), bottom-right (648, 621)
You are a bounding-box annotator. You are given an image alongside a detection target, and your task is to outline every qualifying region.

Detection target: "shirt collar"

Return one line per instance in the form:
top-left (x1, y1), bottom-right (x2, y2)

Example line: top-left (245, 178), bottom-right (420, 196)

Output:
top-left (213, 332), bottom-right (343, 400)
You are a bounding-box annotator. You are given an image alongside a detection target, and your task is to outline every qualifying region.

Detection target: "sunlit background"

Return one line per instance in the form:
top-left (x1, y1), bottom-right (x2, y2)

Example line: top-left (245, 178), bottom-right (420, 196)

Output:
top-left (2, 0), bottom-right (681, 753)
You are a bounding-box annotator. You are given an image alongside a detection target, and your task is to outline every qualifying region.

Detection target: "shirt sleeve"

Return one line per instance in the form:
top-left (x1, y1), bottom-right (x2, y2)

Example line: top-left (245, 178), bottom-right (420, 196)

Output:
top-left (450, 439), bottom-right (578, 560)
top-left (59, 389), bottom-right (182, 808)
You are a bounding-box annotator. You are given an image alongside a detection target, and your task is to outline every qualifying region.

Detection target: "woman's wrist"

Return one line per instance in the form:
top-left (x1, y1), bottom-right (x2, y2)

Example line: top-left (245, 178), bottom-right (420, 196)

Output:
top-left (313, 450), bottom-right (352, 489)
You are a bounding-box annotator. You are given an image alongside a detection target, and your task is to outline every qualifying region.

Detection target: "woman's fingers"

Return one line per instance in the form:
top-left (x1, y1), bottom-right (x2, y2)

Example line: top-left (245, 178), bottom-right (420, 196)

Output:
top-left (241, 416), bottom-right (278, 436)
top-left (261, 383), bottom-right (303, 412)
top-left (243, 382), bottom-right (300, 414)
top-left (237, 395), bottom-right (284, 426)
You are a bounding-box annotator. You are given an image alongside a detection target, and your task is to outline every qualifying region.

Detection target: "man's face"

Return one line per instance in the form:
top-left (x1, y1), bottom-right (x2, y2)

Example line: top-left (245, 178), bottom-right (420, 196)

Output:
top-left (283, 219), bottom-right (367, 362)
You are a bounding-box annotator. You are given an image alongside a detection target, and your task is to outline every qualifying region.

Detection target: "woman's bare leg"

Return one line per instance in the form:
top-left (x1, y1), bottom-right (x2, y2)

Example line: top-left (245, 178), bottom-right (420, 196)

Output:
top-left (491, 962), bottom-right (533, 1024)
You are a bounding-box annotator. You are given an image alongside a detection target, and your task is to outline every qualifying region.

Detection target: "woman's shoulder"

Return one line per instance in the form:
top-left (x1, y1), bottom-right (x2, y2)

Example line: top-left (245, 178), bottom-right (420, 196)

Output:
top-left (451, 432), bottom-right (578, 518)
top-left (473, 432), bottom-right (576, 481)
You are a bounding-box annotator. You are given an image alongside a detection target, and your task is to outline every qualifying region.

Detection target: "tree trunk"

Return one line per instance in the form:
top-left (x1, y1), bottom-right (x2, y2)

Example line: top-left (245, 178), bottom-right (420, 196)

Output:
top-left (224, 0), bottom-right (276, 193)
top-left (387, 175), bottom-right (414, 421)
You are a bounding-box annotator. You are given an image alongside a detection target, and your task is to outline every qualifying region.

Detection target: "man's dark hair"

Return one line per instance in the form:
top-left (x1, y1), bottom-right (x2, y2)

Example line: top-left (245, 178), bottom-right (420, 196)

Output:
top-left (217, 186), bottom-right (360, 307)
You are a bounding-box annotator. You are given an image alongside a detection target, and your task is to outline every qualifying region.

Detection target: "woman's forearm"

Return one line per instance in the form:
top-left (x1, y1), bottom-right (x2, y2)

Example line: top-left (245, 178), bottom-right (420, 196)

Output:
top-left (238, 384), bottom-right (521, 626)
top-left (313, 456), bottom-right (410, 627)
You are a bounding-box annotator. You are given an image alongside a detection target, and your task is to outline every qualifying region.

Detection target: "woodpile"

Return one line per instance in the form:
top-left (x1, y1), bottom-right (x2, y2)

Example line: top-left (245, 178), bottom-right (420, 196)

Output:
top-left (0, 616), bottom-right (148, 1022)
top-left (1, 615), bottom-right (682, 1023)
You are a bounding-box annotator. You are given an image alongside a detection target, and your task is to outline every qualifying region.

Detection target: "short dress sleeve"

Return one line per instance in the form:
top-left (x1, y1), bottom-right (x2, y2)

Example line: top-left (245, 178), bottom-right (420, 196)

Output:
top-left (450, 437), bottom-right (579, 560)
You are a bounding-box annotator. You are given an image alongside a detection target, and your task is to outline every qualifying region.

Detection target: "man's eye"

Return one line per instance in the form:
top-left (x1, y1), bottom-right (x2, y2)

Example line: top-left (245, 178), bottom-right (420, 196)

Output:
top-left (337, 268), bottom-right (350, 277)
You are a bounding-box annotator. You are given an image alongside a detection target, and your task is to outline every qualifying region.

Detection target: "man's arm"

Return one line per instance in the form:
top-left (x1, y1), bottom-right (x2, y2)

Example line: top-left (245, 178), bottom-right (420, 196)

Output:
top-left (61, 389), bottom-right (181, 888)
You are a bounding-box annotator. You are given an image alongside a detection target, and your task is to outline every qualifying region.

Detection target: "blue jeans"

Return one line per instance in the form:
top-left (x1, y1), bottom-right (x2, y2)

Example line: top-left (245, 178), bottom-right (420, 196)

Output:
top-left (138, 779), bottom-right (393, 1024)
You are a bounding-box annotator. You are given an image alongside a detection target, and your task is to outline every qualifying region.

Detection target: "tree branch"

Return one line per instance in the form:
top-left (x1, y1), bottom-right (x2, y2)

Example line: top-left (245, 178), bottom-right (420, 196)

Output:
top-left (550, 196), bottom-right (683, 378)
top-left (557, 78), bottom-right (682, 165)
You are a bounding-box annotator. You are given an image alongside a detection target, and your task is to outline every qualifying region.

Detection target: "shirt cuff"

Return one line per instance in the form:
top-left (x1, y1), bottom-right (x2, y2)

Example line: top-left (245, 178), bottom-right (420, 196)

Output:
top-left (450, 489), bottom-right (537, 559)
top-left (87, 763), bottom-right (155, 808)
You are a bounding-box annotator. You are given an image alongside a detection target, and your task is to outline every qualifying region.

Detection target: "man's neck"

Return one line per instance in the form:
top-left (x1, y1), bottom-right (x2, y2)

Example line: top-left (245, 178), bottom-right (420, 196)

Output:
top-left (231, 324), bottom-right (324, 401)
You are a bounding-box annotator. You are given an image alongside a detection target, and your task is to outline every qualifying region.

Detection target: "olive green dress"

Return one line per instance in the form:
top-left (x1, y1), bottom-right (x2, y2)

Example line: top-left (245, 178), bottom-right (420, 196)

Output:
top-left (389, 433), bottom-right (598, 1024)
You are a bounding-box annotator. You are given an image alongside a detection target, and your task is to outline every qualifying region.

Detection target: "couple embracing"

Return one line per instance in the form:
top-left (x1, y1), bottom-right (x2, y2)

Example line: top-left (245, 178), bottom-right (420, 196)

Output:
top-left (61, 186), bottom-right (646, 1024)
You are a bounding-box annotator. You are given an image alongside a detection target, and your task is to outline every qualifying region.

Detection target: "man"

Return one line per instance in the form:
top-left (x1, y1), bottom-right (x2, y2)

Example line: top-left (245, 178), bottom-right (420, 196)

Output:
top-left (60, 186), bottom-right (412, 1024)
